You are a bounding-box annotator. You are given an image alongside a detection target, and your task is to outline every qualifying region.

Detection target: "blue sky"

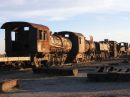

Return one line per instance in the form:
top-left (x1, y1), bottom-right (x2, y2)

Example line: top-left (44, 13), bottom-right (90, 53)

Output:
top-left (0, 0), bottom-right (130, 53)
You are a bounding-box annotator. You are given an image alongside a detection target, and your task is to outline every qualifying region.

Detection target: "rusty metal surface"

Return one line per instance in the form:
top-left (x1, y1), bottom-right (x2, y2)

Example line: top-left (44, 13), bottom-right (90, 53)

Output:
top-left (99, 42), bottom-right (109, 51)
top-left (0, 57), bottom-right (30, 62)
top-left (89, 43), bottom-right (95, 52)
top-left (1, 22), bottom-right (49, 31)
top-left (118, 42), bottom-right (129, 55)
top-left (85, 41), bottom-right (90, 52)
top-left (37, 31), bottom-right (50, 53)
top-left (1, 21), bottom-right (51, 57)
top-left (55, 31), bottom-right (87, 63)
top-left (109, 41), bottom-right (118, 58)
top-left (50, 35), bottom-right (72, 53)
top-left (88, 36), bottom-right (96, 52)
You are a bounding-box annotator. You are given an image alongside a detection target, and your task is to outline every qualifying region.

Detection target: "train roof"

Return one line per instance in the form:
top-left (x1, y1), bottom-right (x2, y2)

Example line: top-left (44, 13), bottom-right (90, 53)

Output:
top-left (58, 31), bottom-right (84, 37)
top-left (1, 21), bottom-right (49, 31)
top-left (75, 33), bottom-right (84, 37)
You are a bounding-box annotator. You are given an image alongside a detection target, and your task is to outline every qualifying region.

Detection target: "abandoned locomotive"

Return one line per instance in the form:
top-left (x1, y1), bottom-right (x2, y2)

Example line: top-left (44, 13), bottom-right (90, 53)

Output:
top-left (0, 21), bottom-right (129, 71)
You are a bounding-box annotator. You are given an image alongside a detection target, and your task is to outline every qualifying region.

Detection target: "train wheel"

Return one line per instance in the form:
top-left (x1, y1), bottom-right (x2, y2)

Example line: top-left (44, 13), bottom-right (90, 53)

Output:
top-left (32, 62), bottom-right (43, 73)
top-left (44, 61), bottom-right (53, 68)
top-left (32, 56), bottom-right (43, 73)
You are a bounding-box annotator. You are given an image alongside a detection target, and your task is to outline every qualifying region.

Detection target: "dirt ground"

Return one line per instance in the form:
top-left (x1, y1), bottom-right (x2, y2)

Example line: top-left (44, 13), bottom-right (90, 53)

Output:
top-left (1, 60), bottom-right (130, 97)
top-left (0, 70), bottom-right (130, 97)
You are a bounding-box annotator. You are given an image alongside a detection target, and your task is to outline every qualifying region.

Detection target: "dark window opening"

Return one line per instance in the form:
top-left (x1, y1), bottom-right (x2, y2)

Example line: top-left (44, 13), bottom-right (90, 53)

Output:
top-left (38, 30), bottom-right (48, 41)
top-left (43, 31), bottom-right (47, 40)
top-left (39, 30), bottom-right (42, 40)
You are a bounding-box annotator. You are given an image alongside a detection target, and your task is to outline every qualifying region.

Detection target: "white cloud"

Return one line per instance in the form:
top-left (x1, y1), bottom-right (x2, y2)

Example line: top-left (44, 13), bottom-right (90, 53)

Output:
top-left (0, 0), bottom-right (130, 21)
top-left (0, 0), bottom-right (130, 53)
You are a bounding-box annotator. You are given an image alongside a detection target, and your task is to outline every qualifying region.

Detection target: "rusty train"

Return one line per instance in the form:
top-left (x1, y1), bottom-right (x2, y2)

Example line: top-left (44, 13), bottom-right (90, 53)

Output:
top-left (0, 21), bottom-right (129, 71)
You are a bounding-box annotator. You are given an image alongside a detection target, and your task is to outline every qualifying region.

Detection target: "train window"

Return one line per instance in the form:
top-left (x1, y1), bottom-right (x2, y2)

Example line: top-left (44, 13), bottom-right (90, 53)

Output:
top-left (11, 31), bottom-right (15, 41)
top-left (65, 34), bottom-right (69, 38)
top-left (43, 31), bottom-right (48, 40)
top-left (121, 43), bottom-right (124, 46)
top-left (39, 30), bottom-right (42, 40)
top-left (24, 27), bottom-right (29, 31)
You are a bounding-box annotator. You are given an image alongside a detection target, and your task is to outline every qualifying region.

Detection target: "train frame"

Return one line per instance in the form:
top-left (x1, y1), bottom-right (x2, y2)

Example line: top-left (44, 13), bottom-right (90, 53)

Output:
top-left (0, 21), bottom-right (129, 71)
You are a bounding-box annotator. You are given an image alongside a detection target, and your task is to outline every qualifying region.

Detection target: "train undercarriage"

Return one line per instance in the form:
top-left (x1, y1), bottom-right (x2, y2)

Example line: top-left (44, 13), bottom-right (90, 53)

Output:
top-left (0, 51), bottom-right (111, 71)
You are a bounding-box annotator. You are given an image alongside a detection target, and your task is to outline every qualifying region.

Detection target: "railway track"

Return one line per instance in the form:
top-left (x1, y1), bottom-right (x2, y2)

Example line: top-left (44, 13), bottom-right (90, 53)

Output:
top-left (0, 58), bottom-right (130, 94)
top-left (0, 57), bottom-right (130, 77)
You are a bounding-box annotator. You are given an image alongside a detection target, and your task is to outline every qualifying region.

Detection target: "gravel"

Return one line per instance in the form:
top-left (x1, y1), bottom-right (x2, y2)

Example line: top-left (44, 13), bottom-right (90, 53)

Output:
top-left (1, 60), bottom-right (130, 97)
top-left (0, 70), bottom-right (130, 97)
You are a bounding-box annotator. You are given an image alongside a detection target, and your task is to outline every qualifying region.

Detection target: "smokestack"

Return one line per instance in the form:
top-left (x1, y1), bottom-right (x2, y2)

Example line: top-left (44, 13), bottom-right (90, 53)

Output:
top-left (90, 35), bottom-right (93, 43)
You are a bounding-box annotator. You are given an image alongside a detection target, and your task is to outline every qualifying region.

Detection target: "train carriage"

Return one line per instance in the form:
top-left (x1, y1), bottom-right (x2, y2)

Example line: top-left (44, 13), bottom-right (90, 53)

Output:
top-left (1, 22), bottom-right (72, 69)
top-left (0, 21), bottom-right (130, 71)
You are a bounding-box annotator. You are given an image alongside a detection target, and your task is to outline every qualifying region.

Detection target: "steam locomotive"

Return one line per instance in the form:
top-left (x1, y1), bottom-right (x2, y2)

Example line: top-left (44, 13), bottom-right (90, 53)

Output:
top-left (0, 21), bottom-right (129, 71)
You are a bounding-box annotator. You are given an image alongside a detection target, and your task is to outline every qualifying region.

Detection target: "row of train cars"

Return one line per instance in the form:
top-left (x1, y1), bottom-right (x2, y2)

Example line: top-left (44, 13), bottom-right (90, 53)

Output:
top-left (0, 21), bottom-right (130, 71)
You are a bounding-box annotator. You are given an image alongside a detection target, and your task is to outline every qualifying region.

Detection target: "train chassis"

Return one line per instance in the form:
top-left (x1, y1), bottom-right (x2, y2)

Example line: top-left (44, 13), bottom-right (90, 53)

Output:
top-left (32, 52), bottom-right (68, 70)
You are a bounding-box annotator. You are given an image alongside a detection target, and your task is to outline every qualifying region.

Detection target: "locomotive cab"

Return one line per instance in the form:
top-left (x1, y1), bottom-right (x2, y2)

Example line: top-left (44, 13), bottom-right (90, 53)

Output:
top-left (1, 22), bottom-right (50, 57)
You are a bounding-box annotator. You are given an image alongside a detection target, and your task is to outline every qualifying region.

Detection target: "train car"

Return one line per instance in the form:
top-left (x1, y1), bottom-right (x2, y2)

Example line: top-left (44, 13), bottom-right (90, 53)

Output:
top-left (55, 31), bottom-right (86, 63)
top-left (1, 22), bottom-right (46, 68)
top-left (109, 41), bottom-right (118, 58)
top-left (117, 42), bottom-right (129, 57)
top-left (95, 39), bottom-right (109, 60)
top-left (1, 21), bottom-right (130, 71)
top-left (99, 40), bottom-right (109, 60)
top-left (1, 22), bottom-right (72, 70)
top-left (1, 22), bottom-right (51, 57)
top-left (85, 36), bottom-right (96, 61)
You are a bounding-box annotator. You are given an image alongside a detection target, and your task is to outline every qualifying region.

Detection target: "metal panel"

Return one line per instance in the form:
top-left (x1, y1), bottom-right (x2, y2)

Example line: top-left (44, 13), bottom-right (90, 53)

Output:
top-left (0, 57), bottom-right (30, 62)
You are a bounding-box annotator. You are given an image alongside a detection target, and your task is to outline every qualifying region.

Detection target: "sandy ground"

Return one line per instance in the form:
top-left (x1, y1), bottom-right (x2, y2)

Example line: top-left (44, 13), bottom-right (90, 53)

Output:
top-left (0, 68), bottom-right (130, 97)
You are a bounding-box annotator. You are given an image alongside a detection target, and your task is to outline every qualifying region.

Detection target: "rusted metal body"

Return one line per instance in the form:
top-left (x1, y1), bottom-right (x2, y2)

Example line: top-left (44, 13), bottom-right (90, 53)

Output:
top-left (85, 41), bottom-right (90, 52)
top-left (87, 66), bottom-right (130, 81)
top-left (117, 42), bottom-right (129, 57)
top-left (95, 41), bottom-right (109, 60)
top-left (99, 41), bottom-right (109, 51)
top-left (99, 41), bottom-right (109, 60)
top-left (1, 21), bottom-right (130, 72)
top-left (0, 57), bottom-right (30, 62)
top-left (55, 31), bottom-right (86, 63)
top-left (1, 22), bottom-right (72, 68)
top-left (1, 22), bottom-right (52, 68)
top-left (1, 22), bottom-right (50, 57)
top-left (50, 35), bottom-right (72, 53)
top-left (85, 36), bottom-right (96, 61)
top-left (89, 43), bottom-right (95, 52)
top-left (89, 36), bottom-right (96, 52)
top-left (109, 41), bottom-right (118, 58)
top-left (127, 48), bottom-right (130, 53)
